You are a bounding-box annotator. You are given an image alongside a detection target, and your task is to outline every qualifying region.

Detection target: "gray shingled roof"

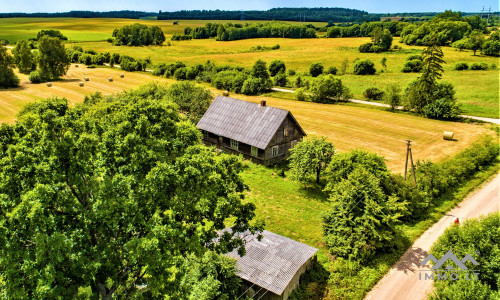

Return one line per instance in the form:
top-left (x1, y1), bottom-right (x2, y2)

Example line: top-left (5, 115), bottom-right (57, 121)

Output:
top-left (223, 230), bottom-right (318, 296)
top-left (197, 96), bottom-right (291, 149)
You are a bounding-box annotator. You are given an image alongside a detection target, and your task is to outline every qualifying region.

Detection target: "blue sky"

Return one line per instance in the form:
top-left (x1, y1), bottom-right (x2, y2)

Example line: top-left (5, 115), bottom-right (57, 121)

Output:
top-left (1, 0), bottom-right (498, 14)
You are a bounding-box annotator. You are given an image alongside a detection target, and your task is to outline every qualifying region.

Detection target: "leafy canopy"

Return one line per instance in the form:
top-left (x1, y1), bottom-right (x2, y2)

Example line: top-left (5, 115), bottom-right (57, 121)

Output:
top-left (0, 45), bottom-right (19, 88)
top-left (289, 136), bottom-right (335, 184)
top-left (0, 86), bottom-right (261, 299)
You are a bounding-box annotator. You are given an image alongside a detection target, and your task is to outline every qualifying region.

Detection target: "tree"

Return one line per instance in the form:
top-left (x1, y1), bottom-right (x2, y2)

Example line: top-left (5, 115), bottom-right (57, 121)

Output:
top-left (322, 168), bottom-right (406, 261)
top-left (12, 40), bottom-right (35, 74)
top-left (429, 214), bottom-right (500, 300)
top-left (268, 59), bottom-right (286, 76)
top-left (37, 36), bottom-right (70, 80)
top-left (288, 136), bottom-right (335, 184)
top-left (172, 251), bottom-right (241, 300)
top-left (0, 45), bottom-right (19, 88)
top-left (482, 40), bottom-right (500, 57)
top-left (371, 27), bottom-right (393, 51)
top-left (307, 74), bottom-right (351, 103)
top-left (381, 57), bottom-right (387, 72)
top-left (404, 37), bottom-right (445, 112)
top-left (309, 63), bottom-right (324, 77)
top-left (383, 84), bottom-right (402, 110)
top-left (36, 29), bottom-right (67, 40)
top-left (0, 88), bottom-right (262, 298)
top-left (251, 59), bottom-right (269, 79)
top-left (353, 59), bottom-right (376, 75)
top-left (164, 81), bottom-right (213, 123)
top-left (466, 29), bottom-right (486, 55)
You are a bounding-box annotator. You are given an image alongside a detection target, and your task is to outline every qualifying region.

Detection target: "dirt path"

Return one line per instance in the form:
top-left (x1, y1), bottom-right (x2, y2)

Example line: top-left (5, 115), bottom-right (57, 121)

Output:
top-left (364, 172), bottom-right (500, 300)
top-left (270, 88), bottom-right (500, 125)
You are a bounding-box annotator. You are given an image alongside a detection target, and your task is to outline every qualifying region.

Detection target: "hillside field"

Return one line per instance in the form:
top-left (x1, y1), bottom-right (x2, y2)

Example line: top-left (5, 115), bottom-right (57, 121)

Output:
top-left (0, 64), bottom-right (493, 173)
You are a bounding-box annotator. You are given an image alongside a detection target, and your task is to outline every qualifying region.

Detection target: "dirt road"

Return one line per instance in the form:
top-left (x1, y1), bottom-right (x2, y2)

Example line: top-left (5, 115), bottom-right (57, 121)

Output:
top-left (364, 172), bottom-right (500, 300)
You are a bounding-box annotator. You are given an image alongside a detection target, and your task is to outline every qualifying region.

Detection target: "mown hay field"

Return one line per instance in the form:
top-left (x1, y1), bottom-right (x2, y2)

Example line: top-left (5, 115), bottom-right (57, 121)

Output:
top-left (0, 64), bottom-right (492, 173)
top-left (0, 18), bottom-right (498, 117)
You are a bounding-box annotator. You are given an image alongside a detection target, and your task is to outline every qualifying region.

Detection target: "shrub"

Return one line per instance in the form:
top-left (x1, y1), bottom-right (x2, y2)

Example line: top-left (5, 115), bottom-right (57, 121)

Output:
top-left (29, 70), bottom-right (43, 83)
top-left (359, 42), bottom-right (374, 53)
top-left (363, 87), bottom-right (385, 101)
top-left (454, 62), bottom-right (469, 70)
top-left (164, 61), bottom-right (186, 77)
top-left (383, 84), bottom-right (402, 110)
top-left (325, 66), bottom-right (338, 75)
top-left (79, 54), bottom-right (93, 66)
top-left (211, 70), bottom-right (249, 93)
top-left (295, 88), bottom-right (308, 101)
top-left (353, 59), bottom-right (376, 75)
top-left (423, 98), bottom-right (460, 119)
top-left (152, 63), bottom-right (168, 76)
top-left (241, 77), bottom-right (271, 95)
top-left (287, 69), bottom-right (296, 76)
top-left (274, 73), bottom-right (287, 87)
top-left (174, 67), bottom-right (188, 80)
top-left (470, 63), bottom-right (488, 70)
top-left (309, 63), bottom-right (324, 77)
top-left (269, 59), bottom-right (286, 76)
top-left (307, 74), bottom-right (351, 103)
top-left (402, 55), bottom-right (423, 73)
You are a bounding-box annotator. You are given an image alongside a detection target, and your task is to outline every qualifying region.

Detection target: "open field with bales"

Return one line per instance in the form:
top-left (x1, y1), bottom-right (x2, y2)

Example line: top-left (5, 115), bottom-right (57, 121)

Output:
top-left (0, 64), bottom-right (493, 173)
top-left (0, 18), bottom-right (498, 117)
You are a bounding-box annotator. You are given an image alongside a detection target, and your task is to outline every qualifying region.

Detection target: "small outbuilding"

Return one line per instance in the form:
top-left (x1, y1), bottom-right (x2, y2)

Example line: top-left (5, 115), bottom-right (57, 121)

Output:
top-left (222, 229), bottom-right (318, 300)
top-left (197, 96), bottom-right (306, 165)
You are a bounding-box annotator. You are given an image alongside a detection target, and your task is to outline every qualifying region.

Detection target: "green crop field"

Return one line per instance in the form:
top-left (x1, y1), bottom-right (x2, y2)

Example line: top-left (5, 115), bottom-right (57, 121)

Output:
top-left (0, 18), bottom-right (498, 117)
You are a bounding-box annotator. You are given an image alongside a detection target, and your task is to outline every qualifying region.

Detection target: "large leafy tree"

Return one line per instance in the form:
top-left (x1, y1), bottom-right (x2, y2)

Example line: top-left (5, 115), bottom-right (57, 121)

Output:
top-left (12, 40), bottom-right (36, 74)
top-left (37, 36), bottom-right (70, 80)
top-left (0, 45), bottom-right (19, 88)
top-left (164, 81), bottom-right (213, 123)
top-left (307, 74), bottom-right (351, 103)
top-left (322, 168), bottom-right (406, 261)
top-left (251, 59), bottom-right (269, 79)
top-left (289, 136), bottom-right (335, 184)
top-left (0, 89), bottom-right (261, 298)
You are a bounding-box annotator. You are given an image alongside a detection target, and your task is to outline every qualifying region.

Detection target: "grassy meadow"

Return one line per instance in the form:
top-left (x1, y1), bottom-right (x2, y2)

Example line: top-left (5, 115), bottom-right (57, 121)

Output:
top-left (0, 18), bottom-right (498, 117)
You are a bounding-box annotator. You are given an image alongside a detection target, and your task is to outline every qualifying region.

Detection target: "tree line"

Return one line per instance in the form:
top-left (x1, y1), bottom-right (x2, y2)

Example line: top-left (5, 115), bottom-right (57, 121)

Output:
top-left (0, 10), bottom-right (156, 19)
top-left (158, 7), bottom-right (378, 23)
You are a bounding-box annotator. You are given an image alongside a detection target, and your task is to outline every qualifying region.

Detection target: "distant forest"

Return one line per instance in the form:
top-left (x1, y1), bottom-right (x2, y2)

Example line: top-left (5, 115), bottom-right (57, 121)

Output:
top-left (158, 8), bottom-right (380, 22)
top-left (0, 8), bottom-right (494, 22)
top-left (0, 10), bottom-right (156, 19)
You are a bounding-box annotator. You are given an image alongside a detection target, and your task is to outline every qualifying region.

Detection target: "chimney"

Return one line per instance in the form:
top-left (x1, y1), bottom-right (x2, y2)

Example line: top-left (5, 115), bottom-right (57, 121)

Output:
top-left (260, 100), bottom-right (266, 107)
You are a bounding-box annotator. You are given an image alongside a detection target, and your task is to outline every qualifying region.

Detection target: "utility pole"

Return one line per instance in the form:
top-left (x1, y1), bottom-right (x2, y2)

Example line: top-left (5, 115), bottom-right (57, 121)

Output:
top-left (404, 140), bottom-right (417, 186)
top-left (487, 7), bottom-right (491, 23)
top-left (481, 6), bottom-right (484, 19)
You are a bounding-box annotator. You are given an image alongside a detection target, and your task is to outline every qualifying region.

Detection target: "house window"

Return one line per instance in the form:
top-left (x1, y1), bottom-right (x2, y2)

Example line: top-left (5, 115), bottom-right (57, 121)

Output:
top-left (272, 145), bottom-right (279, 157)
top-left (251, 146), bottom-right (258, 157)
top-left (230, 139), bottom-right (239, 150)
top-left (291, 139), bottom-right (298, 148)
top-left (283, 126), bottom-right (288, 137)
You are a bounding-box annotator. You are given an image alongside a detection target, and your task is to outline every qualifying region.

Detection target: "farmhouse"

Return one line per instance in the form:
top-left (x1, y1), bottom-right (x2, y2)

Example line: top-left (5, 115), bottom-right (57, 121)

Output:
top-left (222, 229), bottom-right (318, 300)
top-left (197, 96), bottom-right (306, 165)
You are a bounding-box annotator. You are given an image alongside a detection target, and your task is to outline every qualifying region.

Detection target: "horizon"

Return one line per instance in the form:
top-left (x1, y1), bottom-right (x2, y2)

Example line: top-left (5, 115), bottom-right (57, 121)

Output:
top-left (1, 1), bottom-right (498, 15)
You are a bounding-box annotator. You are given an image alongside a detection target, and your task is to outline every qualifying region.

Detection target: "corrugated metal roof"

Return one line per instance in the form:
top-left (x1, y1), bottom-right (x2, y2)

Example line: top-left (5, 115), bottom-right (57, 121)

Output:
top-left (222, 229), bottom-right (318, 296)
top-left (196, 96), bottom-right (290, 149)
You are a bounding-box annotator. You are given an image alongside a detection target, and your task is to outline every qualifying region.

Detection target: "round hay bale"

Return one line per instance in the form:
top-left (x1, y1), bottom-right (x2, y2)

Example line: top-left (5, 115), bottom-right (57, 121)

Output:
top-left (75, 64), bottom-right (79, 68)
top-left (46, 82), bottom-right (52, 87)
top-left (79, 82), bottom-right (84, 87)
top-left (108, 77), bottom-right (113, 82)
top-left (222, 91), bottom-right (229, 97)
top-left (443, 131), bottom-right (454, 140)
top-left (120, 74), bottom-right (124, 78)
top-left (84, 77), bottom-right (89, 81)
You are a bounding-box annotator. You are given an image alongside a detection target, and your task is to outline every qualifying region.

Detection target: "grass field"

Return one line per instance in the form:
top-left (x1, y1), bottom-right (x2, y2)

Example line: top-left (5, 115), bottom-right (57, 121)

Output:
top-left (0, 18), bottom-right (498, 117)
top-left (0, 64), bottom-right (492, 173)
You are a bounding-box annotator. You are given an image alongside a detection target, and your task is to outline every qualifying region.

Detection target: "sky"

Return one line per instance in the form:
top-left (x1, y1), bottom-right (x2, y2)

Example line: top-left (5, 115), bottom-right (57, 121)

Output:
top-left (0, 0), bottom-right (498, 14)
